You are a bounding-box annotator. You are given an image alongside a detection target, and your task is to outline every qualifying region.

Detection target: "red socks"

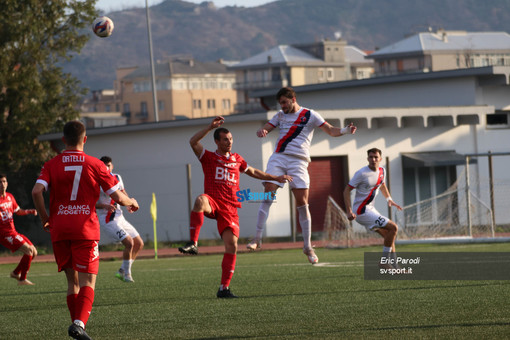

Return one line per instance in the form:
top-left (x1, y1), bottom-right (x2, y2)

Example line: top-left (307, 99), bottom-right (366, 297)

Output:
top-left (67, 294), bottom-right (78, 321)
top-left (190, 211), bottom-right (204, 243)
top-left (14, 255), bottom-right (32, 281)
top-left (221, 253), bottom-right (236, 288)
top-left (75, 286), bottom-right (95, 327)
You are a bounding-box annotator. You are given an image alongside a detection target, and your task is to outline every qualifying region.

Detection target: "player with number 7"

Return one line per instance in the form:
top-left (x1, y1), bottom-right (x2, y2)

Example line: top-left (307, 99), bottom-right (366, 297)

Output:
top-left (32, 120), bottom-right (139, 340)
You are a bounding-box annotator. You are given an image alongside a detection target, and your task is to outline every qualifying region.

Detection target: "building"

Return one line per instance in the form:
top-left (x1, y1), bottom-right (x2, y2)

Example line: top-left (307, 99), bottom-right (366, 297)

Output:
top-left (368, 30), bottom-right (510, 76)
top-left (79, 89), bottom-right (127, 128)
top-left (81, 57), bottom-right (238, 125)
top-left (117, 57), bottom-right (237, 123)
top-left (39, 65), bottom-right (510, 244)
top-left (229, 38), bottom-right (373, 113)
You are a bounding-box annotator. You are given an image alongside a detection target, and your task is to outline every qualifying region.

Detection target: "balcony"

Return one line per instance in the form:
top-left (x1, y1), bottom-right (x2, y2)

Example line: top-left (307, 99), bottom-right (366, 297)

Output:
top-left (234, 102), bottom-right (268, 114)
top-left (234, 79), bottom-right (288, 91)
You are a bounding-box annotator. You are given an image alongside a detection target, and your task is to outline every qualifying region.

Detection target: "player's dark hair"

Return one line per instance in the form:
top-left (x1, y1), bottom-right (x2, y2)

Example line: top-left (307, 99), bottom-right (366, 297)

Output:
top-left (100, 156), bottom-right (112, 165)
top-left (367, 148), bottom-right (382, 156)
top-left (214, 127), bottom-right (230, 141)
top-left (276, 87), bottom-right (296, 100)
top-left (63, 121), bottom-right (86, 146)
top-left (0, 173), bottom-right (6, 180)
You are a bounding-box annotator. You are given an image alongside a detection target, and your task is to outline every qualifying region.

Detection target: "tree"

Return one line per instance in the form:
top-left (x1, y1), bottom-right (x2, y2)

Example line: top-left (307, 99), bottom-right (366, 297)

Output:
top-left (0, 1), bottom-right (98, 248)
top-left (0, 0), bottom-right (97, 173)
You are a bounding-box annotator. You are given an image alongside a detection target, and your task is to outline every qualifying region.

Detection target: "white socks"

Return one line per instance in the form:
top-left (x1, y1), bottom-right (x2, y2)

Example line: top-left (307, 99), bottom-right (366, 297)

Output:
top-left (255, 201), bottom-right (272, 240)
top-left (297, 204), bottom-right (312, 249)
top-left (122, 259), bottom-right (134, 275)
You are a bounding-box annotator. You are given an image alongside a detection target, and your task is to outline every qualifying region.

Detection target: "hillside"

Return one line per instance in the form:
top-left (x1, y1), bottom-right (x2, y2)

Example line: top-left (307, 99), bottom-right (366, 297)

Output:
top-left (66, 0), bottom-right (510, 90)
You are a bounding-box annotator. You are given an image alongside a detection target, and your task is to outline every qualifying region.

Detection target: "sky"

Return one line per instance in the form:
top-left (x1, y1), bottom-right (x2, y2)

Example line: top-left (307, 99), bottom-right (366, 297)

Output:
top-left (96, 0), bottom-right (276, 13)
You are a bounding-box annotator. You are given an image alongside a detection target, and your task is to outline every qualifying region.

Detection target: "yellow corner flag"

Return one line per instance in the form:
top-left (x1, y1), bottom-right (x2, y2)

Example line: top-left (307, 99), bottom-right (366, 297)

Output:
top-left (150, 192), bottom-right (158, 259)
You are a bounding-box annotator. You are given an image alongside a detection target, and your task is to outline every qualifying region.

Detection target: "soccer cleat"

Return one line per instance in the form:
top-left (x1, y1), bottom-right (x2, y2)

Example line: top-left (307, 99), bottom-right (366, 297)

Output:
top-left (18, 279), bottom-right (35, 286)
top-left (115, 268), bottom-right (124, 281)
top-left (10, 271), bottom-right (21, 280)
top-left (303, 247), bottom-right (319, 265)
top-left (216, 287), bottom-right (238, 298)
top-left (246, 239), bottom-right (261, 251)
top-left (123, 273), bottom-right (134, 283)
top-left (178, 242), bottom-right (198, 255)
top-left (68, 322), bottom-right (92, 340)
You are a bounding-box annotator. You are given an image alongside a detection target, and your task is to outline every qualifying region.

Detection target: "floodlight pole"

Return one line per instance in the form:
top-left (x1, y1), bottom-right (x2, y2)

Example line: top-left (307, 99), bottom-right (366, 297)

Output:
top-left (146, 0), bottom-right (159, 122)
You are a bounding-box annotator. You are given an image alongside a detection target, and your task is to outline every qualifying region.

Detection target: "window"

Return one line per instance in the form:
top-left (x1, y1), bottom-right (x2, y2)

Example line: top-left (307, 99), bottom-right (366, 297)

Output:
top-left (193, 99), bottom-right (201, 109)
top-left (318, 68), bottom-right (325, 81)
top-left (134, 81), bottom-right (151, 93)
top-left (140, 101), bottom-right (148, 117)
top-left (403, 165), bottom-right (457, 225)
top-left (327, 68), bottom-right (334, 80)
top-left (158, 100), bottom-right (165, 111)
top-left (156, 79), bottom-right (171, 90)
top-left (207, 99), bottom-right (216, 109)
top-left (105, 104), bottom-right (111, 112)
top-left (486, 112), bottom-right (509, 128)
top-left (397, 59), bottom-right (404, 72)
top-left (222, 99), bottom-right (231, 110)
top-left (123, 103), bottom-right (130, 117)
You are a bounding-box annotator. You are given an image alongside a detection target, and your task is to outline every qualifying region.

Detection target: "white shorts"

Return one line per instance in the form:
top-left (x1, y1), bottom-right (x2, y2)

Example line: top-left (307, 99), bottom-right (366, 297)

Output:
top-left (355, 206), bottom-right (389, 231)
top-left (102, 215), bottom-right (140, 243)
top-left (264, 153), bottom-right (309, 189)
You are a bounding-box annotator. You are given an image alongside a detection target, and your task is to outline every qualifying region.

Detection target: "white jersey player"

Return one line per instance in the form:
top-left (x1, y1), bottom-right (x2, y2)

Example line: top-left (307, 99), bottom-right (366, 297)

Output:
top-left (343, 148), bottom-right (402, 267)
top-left (96, 157), bottom-right (144, 282)
top-left (247, 87), bottom-right (357, 264)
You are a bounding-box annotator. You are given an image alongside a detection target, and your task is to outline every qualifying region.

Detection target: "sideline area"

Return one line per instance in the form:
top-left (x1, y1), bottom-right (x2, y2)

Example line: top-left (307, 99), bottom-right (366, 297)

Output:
top-left (0, 241), bottom-right (325, 264)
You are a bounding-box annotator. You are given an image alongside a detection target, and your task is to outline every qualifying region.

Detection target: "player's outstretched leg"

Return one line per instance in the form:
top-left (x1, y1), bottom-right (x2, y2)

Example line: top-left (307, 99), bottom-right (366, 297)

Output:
top-left (303, 247), bottom-right (319, 265)
top-left (297, 204), bottom-right (318, 264)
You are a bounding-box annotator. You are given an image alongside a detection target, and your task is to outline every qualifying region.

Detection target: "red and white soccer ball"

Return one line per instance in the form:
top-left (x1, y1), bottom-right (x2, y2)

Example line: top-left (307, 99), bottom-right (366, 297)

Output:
top-left (92, 16), bottom-right (114, 38)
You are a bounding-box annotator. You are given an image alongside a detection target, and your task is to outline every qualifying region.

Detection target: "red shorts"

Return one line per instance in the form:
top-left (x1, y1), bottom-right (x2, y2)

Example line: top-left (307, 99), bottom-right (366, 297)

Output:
top-left (52, 240), bottom-right (100, 274)
top-left (203, 194), bottom-right (240, 238)
top-left (0, 231), bottom-right (32, 253)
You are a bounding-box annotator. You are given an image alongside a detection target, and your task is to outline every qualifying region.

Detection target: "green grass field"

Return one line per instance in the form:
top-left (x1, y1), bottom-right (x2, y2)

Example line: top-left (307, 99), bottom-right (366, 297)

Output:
top-left (1, 243), bottom-right (510, 339)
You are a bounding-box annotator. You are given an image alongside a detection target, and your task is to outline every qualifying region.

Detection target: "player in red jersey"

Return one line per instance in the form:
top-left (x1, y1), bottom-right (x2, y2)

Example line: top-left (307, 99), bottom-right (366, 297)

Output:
top-left (32, 121), bottom-right (139, 340)
top-left (0, 174), bottom-right (38, 286)
top-left (179, 116), bottom-right (292, 298)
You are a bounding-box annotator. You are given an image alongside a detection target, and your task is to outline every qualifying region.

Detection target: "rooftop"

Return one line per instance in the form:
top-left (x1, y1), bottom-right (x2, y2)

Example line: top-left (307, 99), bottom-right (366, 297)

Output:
top-left (369, 31), bottom-right (510, 58)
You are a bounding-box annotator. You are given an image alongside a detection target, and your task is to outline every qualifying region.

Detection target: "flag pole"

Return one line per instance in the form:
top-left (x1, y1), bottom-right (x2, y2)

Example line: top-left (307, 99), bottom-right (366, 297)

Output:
top-left (150, 192), bottom-right (158, 259)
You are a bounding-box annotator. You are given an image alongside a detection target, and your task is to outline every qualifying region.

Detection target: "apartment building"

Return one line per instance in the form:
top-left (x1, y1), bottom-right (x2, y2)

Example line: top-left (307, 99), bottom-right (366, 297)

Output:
top-left (116, 57), bottom-right (237, 123)
top-left (80, 57), bottom-right (237, 125)
top-left (368, 30), bottom-right (510, 76)
top-left (229, 38), bottom-right (373, 113)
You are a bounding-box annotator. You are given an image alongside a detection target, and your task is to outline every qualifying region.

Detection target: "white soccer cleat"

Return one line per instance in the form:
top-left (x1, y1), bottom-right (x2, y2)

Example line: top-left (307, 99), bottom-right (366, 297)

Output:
top-left (246, 239), bottom-right (261, 251)
top-left (303, 247), bottom-right (319, 265)
top-left (18, 279), bottom-right (35, 286)
top-left (123, 273), bottom-right (135, 283)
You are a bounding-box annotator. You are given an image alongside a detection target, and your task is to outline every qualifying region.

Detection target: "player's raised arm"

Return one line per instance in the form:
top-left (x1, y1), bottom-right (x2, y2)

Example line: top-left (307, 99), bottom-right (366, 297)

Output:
top-left (190, 116), bottom-right (225, 157)
top-left (256, 122), bottom-right (275, 138)
top-left (244, 166), bottom-right (292, 183)
top-left (320, 122), bottom-right (357, 137)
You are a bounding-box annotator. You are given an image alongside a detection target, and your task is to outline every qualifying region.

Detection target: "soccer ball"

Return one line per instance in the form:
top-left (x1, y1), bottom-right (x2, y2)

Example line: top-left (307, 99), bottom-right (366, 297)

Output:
top-left (92, 16), bottom-right (114, 38)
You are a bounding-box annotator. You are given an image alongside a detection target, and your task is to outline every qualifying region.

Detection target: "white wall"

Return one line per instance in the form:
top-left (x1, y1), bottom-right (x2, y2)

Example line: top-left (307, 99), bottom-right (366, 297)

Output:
top-left (67, 68), bottom-right (510, 243)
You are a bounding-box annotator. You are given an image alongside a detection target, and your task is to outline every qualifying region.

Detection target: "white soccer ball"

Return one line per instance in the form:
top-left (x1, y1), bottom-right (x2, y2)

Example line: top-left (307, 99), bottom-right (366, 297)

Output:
top-left (92, 16), bottom-right (114, 38)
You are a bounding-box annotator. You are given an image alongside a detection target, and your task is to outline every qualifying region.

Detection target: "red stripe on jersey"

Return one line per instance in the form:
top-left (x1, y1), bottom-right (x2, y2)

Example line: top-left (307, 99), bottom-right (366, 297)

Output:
top-left (356, 167), bottom-right (384, 215)
top-left (275, 109), bottom-right (310, 153)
